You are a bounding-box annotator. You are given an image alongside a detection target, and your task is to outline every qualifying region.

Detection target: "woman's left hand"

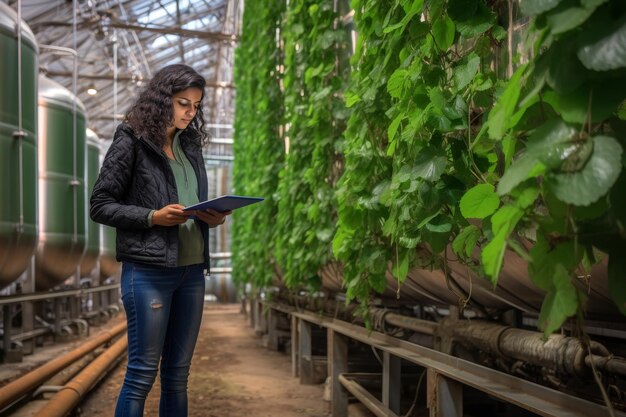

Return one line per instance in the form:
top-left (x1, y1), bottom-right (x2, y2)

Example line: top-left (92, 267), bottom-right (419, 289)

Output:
top-left (192, 208), bottom-right (232, 226)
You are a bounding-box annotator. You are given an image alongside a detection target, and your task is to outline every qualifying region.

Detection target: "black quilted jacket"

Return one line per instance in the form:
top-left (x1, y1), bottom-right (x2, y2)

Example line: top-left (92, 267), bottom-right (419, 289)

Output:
top-left (90, 123), bottom-right (209, 269)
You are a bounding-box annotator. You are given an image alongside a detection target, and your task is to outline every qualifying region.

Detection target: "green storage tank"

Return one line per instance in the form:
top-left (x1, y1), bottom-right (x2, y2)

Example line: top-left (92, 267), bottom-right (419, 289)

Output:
top-left (80, 128), bottom-right (101, 278)
top-left (98, 139), bottom-right (121, 282)
top-left (0, 3), bottom-right (39, 288)
top-left (36, 75), bottom-right (87, 290)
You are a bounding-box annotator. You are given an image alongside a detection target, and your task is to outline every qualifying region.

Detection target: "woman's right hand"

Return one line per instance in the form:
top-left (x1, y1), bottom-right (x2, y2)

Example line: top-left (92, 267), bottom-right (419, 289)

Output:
top-left (152, 204), bottom-right (191, 226)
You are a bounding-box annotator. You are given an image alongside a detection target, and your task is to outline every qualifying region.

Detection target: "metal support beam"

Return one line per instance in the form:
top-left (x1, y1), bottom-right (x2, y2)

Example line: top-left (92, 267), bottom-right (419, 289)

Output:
top-left (299, 319), bottom-right (315, 384)
top-left (31, 19), bottom-right (239, 42)
top-left (248, 298), bottom-right (255, 328)
top-left (329, 329), bottom-right (348, 417)
top-left (253, 299), bottom-right (262, 333)
top-left (53, 298), bottom-right (63, 341)
top-left (267, 308), bottom-right (278, 350)
top-left (382, 351), bottom-right (401, 415)
top-left (43, 70), bottom-right (234, 89)
top-left (291, 315), bottom-right (299, 378)
top-left (339, 374), bottom-right (400, 417)
top-left (3, 305), bottom-right (12, 360)
top-left (21, 258), bottom-right (35, 354)
top-left (290, 309), bottom-right (625, 417)
top-left (259, 302), bottom-right (267, 334)
top-left (0, 284), bottom-right (120, 306)
top-left (427, 369), bottom-right (462, 417)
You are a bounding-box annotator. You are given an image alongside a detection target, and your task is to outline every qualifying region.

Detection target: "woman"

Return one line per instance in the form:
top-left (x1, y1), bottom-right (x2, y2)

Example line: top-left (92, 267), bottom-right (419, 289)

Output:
top-left (90, 64), bottom-right (230, 417)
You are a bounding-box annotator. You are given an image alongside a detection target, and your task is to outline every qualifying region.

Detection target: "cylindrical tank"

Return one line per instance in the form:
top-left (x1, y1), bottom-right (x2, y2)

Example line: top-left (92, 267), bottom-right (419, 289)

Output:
top-left (98, 139), bottom-right (121, 282)
top-left (100, 224), bottom-right (119, 282)
top-left (36, 75), bottom-right (87, 290)
top-left (0, 3), bottom-right (39, 289)
top-left (321, 244), bottom-right (618, 319)
top-left (80, 128), bottom-right (101, 277)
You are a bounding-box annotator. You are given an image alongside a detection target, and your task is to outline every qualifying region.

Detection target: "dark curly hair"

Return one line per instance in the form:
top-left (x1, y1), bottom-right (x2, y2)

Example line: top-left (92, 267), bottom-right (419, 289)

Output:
top-left (125, 64), bottom-right (208, 147)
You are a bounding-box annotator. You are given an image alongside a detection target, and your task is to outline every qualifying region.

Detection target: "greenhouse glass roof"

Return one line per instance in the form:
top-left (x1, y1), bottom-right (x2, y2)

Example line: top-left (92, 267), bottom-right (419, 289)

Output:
top-left (8, 0), bottom-right (242, 144)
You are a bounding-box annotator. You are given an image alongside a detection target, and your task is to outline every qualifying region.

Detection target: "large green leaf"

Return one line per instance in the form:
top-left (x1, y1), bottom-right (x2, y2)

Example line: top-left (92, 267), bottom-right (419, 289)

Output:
top-left (388, 113), bottom-right (404, 143)
top-left (520, 0), bottom-right (563, 16)
top-left (481, 231), bottom-right (506, 284)
top-left (481, 205), bottom-right (523, 283)
top-left (546, 5), bottom-right (595, 35)
top-left (432, 16), bottom-right (456, 51)
top-left (497, 153), bottom-right (546, 195)
top-left (578, 21), bottom-right (626, 71)
top-left (448, 0), bottom-right (478, 21)
top-left (528, 238), bottom-right (579, 291)
top-left (452, 224), bottom-right (481, 258)
top-left (537, 264), bottom-right (580, 336)
top-left (387, 69), bottom-right (408, 98)
top-left (428, 87), bottom-right (446, 111)
top-left (546, 135), bottom-right (623, 206)
top-left (543, 81), bottom-right (626, 124)
top-left (460, 184), bottom-right (499, 219)
top-left (412, 147), bottom-right (448, 181)
top-left (512, 185), bottom-right (540, 209)
top-left (456, 2), bottom-right (493, 37)
top-left (525, 119), bottom-right (580, 169)
top-left (491, 204), bottom-right (524, 236)
top-left (608, 254), bottom-right (626, 315)
top-left (453, 54), bottom-right (480, 92)
top-left (581, 0), bottom-right (608, 7)
top-left (545, 43), bottom-right (586, 95)
top-left (488, 65), bottom-right (526, 140)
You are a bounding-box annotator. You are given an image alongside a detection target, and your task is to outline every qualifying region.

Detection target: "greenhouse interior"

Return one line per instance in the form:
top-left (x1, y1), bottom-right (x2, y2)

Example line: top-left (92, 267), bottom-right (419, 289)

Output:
top-left (0, 0), bottom-right (625, 416)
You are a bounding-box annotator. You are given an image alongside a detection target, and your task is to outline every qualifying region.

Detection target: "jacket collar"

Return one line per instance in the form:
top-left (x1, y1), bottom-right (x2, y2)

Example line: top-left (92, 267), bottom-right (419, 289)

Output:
top-left (118, 122), bottom-right (201, 159)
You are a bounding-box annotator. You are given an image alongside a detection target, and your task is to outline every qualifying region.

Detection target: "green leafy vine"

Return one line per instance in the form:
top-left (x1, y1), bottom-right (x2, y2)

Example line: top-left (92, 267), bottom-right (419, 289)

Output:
top-left (275, 0), bottom-right (349, 289)
top-left (232, 0), bottom-right (285, 289)
top-left (233, 0), bottom-right (626, 336)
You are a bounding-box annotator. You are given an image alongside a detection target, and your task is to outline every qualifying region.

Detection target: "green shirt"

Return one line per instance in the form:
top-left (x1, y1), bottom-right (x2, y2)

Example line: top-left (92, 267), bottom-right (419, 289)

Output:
top-left (169, 130), bottom-right (205, 266)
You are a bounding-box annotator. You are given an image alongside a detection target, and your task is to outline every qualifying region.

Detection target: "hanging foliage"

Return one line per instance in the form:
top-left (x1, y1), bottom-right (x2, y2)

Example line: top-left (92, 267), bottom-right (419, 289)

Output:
top-left (233, 0), bottom-right (626, 335)
top-left (232, 0), bottom-right (285, 289)
top-left (275, 0), bottom-right (350, 289)
top-left (333, 0), bottom-right (626, 335)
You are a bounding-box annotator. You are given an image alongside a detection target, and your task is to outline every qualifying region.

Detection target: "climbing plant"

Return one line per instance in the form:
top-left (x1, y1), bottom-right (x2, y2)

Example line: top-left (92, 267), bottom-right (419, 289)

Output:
top-left (232, 0), bottom-right (285, 289)
top-left (473, 0), bottom-right (626, 334)
top-left (333, 0), bottom-right (626, 334)
top-left (233, 0), bottom-right (626, 335)
top-left (333, 0), bottom-right (507, 312)
top-left (275, 0), bottom-right (350, 289)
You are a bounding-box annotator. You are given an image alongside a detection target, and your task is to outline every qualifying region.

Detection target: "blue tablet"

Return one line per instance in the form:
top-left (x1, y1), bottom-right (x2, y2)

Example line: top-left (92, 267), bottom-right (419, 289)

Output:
top-left (183, 195), bottom-right (264, 213)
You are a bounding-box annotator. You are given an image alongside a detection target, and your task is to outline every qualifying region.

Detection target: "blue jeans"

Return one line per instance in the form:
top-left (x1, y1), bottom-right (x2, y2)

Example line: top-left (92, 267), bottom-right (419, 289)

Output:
top-left (115, 262), bottom-right (205, 417)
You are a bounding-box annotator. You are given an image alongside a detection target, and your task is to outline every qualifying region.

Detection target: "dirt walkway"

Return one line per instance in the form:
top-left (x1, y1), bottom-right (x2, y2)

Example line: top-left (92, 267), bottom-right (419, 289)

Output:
top-left (80, 304), bottom-right (329, 417)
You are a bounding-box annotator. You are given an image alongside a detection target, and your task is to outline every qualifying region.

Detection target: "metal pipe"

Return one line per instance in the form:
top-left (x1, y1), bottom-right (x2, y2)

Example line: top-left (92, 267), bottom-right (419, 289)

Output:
top-left (382, 311), bottom-right (437, 336)
top-left (368, 309), bottom-right (626, 378)
top-left (0, 283), bottom-right (119, 305)
top-left (586, 354), bottom-right (626, 377)
top-left (33, 335), bottom-right (128, 417)
top-left (72, 0), bottom-right (79, 246)
top-left (0, 322), bottom-right (126, 410)
top-left (338, 374), bottom-right (400, 417)
top-left (113, 29), bottom-right (118, 138)
top-left (452, 320), bottom-right (615, 378)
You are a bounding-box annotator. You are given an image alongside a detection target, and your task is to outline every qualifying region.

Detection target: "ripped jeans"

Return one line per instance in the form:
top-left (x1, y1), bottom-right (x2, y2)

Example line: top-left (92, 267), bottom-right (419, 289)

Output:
top-left (115, 262), bottom-right (205, 417)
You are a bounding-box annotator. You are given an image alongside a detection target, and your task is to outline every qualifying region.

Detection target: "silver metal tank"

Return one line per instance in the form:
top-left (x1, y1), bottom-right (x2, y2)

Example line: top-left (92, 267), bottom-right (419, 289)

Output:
top-left (97, 139), bottom-right (121, 282)
top-left (80, 128), bottom-right (101, 277)
top-left (36, 75), bottom-right (87, 290)
top-left (320, 243), bottom-right (617, 318)
top-left (0, 2), bottom-right (39, 289)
